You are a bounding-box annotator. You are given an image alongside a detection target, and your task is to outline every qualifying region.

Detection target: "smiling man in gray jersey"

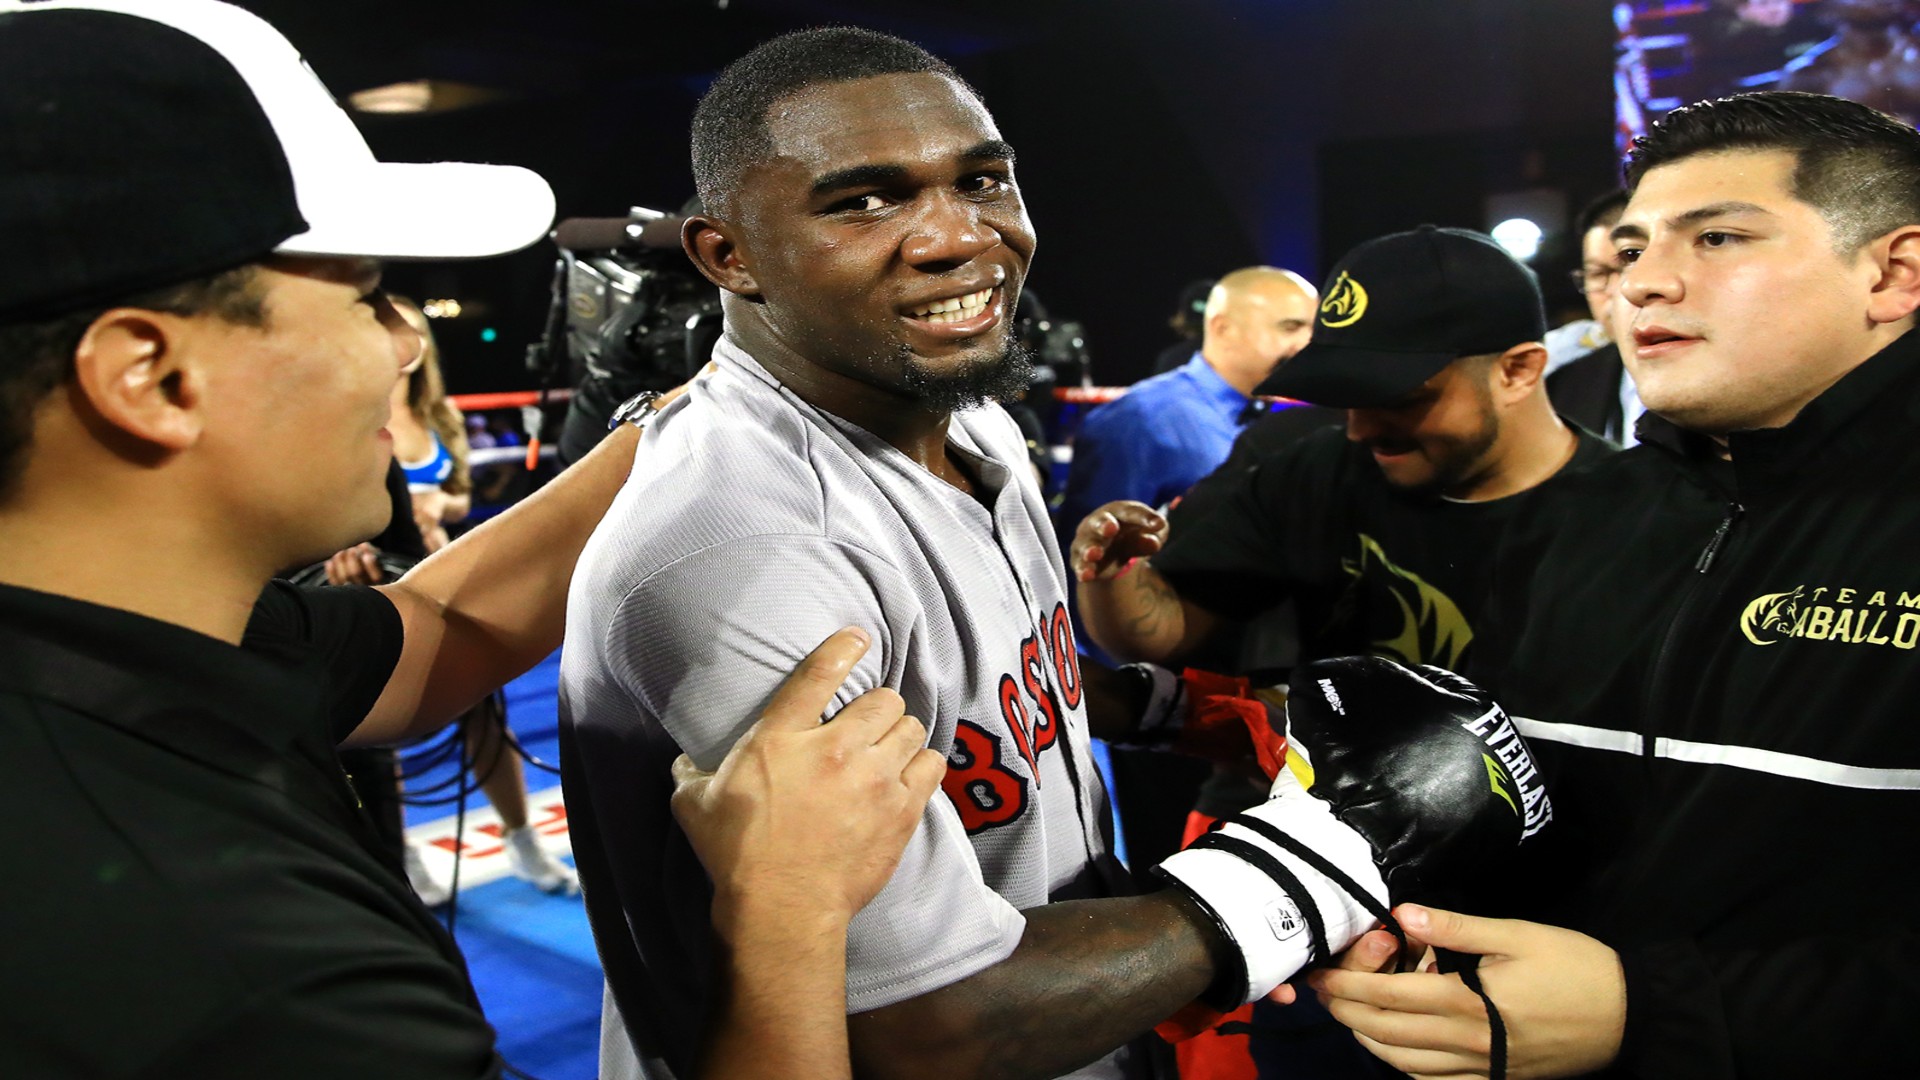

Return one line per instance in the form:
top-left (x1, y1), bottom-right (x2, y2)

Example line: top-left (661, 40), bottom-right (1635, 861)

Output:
top-left (559, 27), bottom-right (1234, 1080)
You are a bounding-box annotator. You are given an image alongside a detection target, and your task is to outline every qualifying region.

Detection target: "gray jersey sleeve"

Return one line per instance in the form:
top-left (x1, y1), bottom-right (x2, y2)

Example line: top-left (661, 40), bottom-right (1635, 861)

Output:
top-left (604, 533), bottom-right (1025, 1012)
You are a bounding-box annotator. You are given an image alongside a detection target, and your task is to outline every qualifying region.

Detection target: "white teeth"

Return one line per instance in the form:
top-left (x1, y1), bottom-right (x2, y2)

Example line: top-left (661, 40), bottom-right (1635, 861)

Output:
top-left (911, 287), bottom-right (994, 322)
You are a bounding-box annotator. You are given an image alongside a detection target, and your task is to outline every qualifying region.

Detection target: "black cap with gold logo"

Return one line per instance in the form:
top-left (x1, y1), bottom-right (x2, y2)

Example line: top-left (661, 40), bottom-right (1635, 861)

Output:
top-left (1266, 225), bottom-right (1546, 408)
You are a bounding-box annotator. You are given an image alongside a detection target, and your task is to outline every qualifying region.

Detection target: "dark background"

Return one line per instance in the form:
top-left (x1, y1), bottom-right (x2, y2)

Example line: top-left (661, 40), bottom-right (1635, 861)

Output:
top-left (239, 0), bottom-right (1619, 391)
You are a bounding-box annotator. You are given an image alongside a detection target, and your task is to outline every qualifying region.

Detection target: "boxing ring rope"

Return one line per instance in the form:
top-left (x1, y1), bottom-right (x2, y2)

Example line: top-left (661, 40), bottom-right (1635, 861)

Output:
top-left (447, 386), bottom-right (1302, 471)
top-left (447, 386), bottom-right (1134, 411)
top-left (470, 443), bottom-right (557, 468)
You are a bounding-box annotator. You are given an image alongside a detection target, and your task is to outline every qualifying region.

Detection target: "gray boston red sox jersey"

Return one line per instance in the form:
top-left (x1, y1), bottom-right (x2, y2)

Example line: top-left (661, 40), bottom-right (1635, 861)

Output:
top-left (562, 336), bottom-right (1133, 1080)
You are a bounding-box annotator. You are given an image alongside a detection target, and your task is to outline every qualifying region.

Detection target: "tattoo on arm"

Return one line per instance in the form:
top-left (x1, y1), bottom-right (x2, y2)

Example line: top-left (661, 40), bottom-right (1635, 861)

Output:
top-left (1119, 562), bottom-right (1185, 654)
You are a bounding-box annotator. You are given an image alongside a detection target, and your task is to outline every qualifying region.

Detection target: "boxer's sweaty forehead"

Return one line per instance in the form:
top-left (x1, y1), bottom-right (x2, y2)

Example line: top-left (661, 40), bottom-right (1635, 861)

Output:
top-left (748, 71), bottom-right (1009, 209)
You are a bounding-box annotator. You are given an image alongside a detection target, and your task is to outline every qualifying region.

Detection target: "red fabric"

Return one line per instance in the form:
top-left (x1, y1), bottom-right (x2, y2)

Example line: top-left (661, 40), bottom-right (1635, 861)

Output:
top-left (1173, 669), bottom-right (1287, 780)
top-left (1156, 810), bottom-right (1259, 1080)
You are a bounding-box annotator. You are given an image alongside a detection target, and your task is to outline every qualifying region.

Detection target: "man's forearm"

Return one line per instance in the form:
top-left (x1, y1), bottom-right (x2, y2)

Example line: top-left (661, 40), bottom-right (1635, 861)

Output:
top-left (354, 426), bottom-right (641, 742)
top-left (848, 891), bottom-right (1222, 1080)
top-left (699, 904), bottom-right (858, 1080)
top-left (1080, 560), bottom-right (1205, 664)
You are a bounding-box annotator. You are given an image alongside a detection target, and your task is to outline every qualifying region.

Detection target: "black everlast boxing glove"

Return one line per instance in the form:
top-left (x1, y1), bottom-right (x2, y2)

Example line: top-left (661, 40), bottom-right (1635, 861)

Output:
top-left (1155, 656), bottom-right (1550, 1008)
top-left (1286, 656), bottom-right (1551, 910)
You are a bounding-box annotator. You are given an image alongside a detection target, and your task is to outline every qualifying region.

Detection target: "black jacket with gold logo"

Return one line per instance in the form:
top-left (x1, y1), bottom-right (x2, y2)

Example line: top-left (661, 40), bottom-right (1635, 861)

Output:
top-left (1477, 328), bottom-right (1920, 1079)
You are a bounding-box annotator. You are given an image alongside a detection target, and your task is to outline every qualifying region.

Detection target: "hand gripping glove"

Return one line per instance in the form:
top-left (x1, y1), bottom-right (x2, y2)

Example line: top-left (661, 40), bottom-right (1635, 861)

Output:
top-left (1154, 655), bottom-right (1551, 1007)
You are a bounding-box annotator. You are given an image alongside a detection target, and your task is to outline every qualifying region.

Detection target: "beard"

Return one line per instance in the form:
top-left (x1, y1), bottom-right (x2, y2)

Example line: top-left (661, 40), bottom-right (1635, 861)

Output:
top-left (1420, 415), bottom-right (1501, 497)
top-left (898, 337), bottom-right (1038, 413)
top-left (1368, 400), bottom-right (1501, 497)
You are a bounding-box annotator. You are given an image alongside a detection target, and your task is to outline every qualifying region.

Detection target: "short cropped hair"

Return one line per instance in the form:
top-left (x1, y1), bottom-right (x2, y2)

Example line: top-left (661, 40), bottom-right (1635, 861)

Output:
top-left (690, 27), bottom-right (975, 217)
top-left (1576, 189), bottom-right (1630, 236)
top-left (1625, 91), bottom-right (1920, 252)
top-left (0, 265), bottom-right (264, 498)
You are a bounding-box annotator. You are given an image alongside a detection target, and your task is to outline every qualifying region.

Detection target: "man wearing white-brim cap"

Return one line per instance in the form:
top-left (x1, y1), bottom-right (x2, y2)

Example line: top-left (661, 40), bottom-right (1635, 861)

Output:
top-left (0, 3), bottom-right (941, 1076)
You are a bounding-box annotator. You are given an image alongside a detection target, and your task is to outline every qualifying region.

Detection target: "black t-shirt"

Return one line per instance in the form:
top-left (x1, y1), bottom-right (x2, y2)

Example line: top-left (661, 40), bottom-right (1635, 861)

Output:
top-left (0, 581), bottom-right (500, 1078)
top-left (371, 457), bottom-right (432, 561)
top-left (1157, 424), bottom-right (1613, 675)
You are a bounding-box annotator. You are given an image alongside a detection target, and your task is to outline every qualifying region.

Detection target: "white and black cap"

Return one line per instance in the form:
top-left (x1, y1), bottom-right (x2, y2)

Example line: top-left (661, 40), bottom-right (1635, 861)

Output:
top-left (0, 0), bottom-right (556, 320)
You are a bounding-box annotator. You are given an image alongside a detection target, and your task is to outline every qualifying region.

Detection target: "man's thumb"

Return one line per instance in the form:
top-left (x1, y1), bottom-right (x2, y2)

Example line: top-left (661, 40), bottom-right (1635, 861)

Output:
top-left (670, 753), bottom-right (710, 794)
top-left (1397, 904), bottom-right (1508, 956)
top-left (756, 627), bottom-right (872, 732)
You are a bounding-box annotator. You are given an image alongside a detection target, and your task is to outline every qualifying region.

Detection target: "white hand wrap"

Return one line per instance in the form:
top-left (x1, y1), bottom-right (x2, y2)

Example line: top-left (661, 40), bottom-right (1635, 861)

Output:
top-left (1156, 769), bottom-right (1389, 1004)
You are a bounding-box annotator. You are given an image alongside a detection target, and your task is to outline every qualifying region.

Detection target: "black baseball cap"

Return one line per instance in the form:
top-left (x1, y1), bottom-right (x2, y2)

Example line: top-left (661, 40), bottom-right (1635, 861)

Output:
top-left (1265, 226), bottom-right (1547, 408)
top-left (0, 0), bottom-right (557, 321)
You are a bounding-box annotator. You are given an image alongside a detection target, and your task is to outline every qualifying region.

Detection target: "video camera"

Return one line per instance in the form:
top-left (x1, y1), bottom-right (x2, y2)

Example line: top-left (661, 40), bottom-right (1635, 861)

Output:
top-left (526, 204), bottom-right (724, 465)
top-left (1012, 289), bottom-right (1091, 398)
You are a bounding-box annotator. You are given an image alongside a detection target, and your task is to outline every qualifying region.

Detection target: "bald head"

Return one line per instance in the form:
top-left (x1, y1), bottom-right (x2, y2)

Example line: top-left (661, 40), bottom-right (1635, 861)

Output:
top-left (1200, 266), bottom-right (1318, 394)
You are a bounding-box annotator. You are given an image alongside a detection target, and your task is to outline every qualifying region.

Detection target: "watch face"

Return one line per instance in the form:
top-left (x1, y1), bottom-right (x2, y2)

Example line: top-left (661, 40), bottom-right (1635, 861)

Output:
top-left (609, 391), bottom-right (661, 430)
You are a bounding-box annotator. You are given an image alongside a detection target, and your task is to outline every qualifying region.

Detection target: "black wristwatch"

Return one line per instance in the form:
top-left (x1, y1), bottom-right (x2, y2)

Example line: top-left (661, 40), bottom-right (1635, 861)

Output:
top-left (608, 390), bottom-right (664, 432)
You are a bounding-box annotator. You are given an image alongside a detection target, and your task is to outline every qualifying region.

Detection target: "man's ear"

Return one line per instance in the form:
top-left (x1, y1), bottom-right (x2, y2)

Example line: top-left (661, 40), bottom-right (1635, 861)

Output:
top-left (1494, 342), bottom-right (1549, 400)
top-left (69, 310), bottom-right (204, 452)
top-left (1865, 224), bottom-right (1920, 326)
top-left (1203, 308), bottom-right (1235, 348)
top-left (682, 215), bottom-right (760, 297)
